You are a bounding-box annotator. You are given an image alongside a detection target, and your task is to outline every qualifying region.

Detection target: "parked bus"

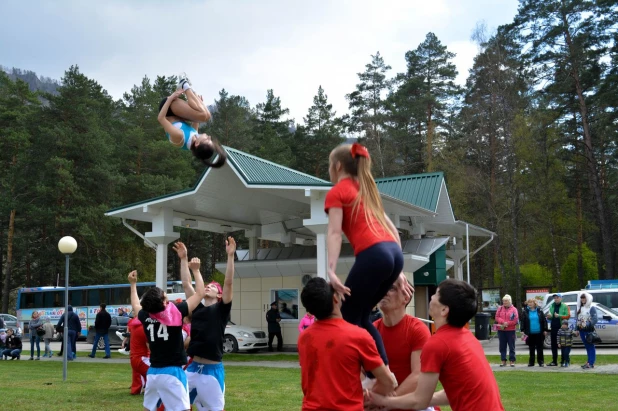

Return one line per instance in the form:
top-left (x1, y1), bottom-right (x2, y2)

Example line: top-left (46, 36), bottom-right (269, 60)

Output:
top-left (16, 281), bottom-right (186, 338)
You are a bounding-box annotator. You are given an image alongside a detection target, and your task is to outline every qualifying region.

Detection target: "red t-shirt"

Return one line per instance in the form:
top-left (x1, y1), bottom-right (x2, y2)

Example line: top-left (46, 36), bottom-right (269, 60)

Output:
top-left (298, 318), bottom-right (384, 411)
top-left (128, 318), bottom-right (149, 360)
top-left (324, 178), bottom-right (395, 255)
top-left (421, 324), bottom-right (504, 411)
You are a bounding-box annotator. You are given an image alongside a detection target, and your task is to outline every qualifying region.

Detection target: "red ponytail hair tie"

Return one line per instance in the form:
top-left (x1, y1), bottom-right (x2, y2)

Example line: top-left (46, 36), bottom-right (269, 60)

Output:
top-left (351, 143), bottom-right (369, 159)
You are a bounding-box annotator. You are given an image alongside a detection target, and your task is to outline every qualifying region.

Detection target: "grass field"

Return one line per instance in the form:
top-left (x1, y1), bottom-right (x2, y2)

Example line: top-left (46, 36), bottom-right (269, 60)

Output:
top-left (1, 360), bottom-right (617, 410)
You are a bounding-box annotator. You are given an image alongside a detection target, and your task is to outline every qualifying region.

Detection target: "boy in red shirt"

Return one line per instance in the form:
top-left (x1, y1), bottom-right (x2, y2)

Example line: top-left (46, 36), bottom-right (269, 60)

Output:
top-left (298, 277), bottom-right (397, 411)
top-left (373, 282), bottom-right (433, 411)
top-left (368, 279), bottom-right (504, 411)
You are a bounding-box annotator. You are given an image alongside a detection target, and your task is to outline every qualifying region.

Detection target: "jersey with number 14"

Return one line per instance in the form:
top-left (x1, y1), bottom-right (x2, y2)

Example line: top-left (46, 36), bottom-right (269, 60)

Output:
top-left (138, 302), bottom-right (189, 368)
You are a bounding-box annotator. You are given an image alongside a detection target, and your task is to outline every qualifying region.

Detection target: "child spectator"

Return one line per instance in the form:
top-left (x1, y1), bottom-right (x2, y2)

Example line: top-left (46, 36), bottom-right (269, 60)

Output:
top-left (557, 320), bottom-right (575, 367)
top-left (298, 312), bottom-right (315, 333)
top-left (42, 317), bottom-right (55, 358)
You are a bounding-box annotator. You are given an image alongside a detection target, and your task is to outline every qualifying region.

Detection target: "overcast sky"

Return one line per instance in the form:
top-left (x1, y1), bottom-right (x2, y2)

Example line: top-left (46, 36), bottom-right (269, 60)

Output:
top-left (1, 0), bottom-right (519, 122)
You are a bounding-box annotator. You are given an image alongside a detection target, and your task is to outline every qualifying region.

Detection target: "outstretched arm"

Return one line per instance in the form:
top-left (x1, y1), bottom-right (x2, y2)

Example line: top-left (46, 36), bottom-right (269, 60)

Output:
top-left (173, 242), bottom-right (195, 298)
top-left (185, 269), bottom-right (206, 313)
top-left (128, 270), bottom-right (142, 314)
top-left (189, 257), bottom-right (205, 299)
top-left (221, 237), bottom-right (236, 304)
top-left (327, 208), bottom-right (350, 297)
top-left (158, 89), bottom-right (185, 147)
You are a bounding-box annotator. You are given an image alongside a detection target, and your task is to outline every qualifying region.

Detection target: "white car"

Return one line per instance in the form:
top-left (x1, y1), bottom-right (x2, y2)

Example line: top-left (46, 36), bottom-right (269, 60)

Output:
top-left (223, 320), bottom-right (268, 353)
top-left (542, 302), bottom-right (618, 347)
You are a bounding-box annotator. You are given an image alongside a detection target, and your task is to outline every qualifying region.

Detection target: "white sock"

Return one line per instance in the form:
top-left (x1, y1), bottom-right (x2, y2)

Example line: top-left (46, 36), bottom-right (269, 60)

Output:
top-left (182, 82), bottom-right (191, 91)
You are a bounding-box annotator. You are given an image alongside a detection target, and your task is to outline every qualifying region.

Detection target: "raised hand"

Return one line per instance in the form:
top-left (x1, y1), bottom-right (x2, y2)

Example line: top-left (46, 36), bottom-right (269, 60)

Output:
top-left (226, 236), bottom-right (237, 257)
top-left (172, 241), bottom-right (188, 259)
top-left (189, 257), bottom-right (201, 271)
top-left (128, 270), bottom-right (138, 284)
top-left (396, 273), bottom-right (413, 302)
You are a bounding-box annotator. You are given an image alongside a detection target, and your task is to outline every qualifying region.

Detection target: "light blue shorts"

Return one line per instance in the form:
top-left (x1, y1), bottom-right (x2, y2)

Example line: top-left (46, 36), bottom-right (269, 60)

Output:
top-left (144, 366), bottom-right (189, 411)
top-left (186, 361), bottom-right (225, 411)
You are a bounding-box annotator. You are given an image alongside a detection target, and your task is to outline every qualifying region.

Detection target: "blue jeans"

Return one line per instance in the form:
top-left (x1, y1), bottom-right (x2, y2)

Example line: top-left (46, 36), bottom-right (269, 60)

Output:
top-left (498, 330), bottom-right (516, 362)
top-left (560, 346), bottom-right (572, 364)
top-left (68, 330), bottom-right (78, 359)
top-left (90, 332), bottom-right (111, 357)
top-left (30, 334), bottom-right (41, 358)
top-left (2, 348), bottom-right (21, 359)
top-left (579, 331), bottom-right (596, 366)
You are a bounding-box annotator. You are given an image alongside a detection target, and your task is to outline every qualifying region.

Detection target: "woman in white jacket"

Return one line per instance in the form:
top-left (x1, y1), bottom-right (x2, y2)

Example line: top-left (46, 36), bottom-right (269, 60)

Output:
top-left (574, 292), bottom-right (598, 369)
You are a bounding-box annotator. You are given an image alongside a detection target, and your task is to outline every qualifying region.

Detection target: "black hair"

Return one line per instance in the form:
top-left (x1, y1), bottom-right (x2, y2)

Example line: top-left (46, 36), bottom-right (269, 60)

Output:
top-left (140, 287), bottom-right (166, 314)
top-left (300, 277), bottom-right (334, 320)
top-left (100, 303), bottom-right (106, 310)
top-left (158, 97), bottom-right (176, 117)
top-left (437, 279), bottom-right (478, 327)
top-left (191, 138), bottom-right (227, 168)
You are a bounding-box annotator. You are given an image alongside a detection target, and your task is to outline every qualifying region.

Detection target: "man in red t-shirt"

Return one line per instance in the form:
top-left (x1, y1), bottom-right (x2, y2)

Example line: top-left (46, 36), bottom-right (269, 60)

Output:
top-left (368, 279), bottom-right (504, 411)
top-left (128, 316), bottom-right (150, 395)
top-left (298, 277), bottom-right (398, 411)
top-left (372, 282), bottom-right (432, 411)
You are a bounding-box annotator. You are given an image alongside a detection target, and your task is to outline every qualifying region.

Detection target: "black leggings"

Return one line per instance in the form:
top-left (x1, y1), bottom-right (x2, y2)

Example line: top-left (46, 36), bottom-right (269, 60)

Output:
top-left (341, 241), bottom-right (403, 365)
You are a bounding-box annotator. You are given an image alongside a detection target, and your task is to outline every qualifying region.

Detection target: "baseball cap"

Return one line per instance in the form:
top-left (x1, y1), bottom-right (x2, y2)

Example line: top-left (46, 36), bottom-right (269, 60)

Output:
top-left (561, 319), bottom-right (568, 325)
top-left (270, 301), bottom-right (277, 306)
top-left (552, 293), bottom-right (562, 298)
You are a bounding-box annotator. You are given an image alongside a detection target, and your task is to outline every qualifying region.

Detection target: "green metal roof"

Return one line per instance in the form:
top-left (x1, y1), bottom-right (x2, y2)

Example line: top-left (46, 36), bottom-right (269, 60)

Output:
top-left (375, 172), bottom-right (443, 212)
top-left (225, 146), bottom-right (331, 186)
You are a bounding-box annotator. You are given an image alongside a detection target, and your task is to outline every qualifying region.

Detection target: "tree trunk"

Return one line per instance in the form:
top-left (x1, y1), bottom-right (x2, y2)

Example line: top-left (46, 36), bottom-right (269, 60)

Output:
top-left (562, 8), bottom-right (614, 279)
top-left (576, 178), bottom-right (585, 289)
top-left (2, 209), bottom-right (16, 313)
top-left (548, 218), bottom-right (561, 290)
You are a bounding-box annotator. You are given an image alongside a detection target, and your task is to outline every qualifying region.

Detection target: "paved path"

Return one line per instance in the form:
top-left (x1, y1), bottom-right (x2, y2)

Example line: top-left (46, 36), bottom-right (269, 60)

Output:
top-left (33, 340), bottom-right (618, 374)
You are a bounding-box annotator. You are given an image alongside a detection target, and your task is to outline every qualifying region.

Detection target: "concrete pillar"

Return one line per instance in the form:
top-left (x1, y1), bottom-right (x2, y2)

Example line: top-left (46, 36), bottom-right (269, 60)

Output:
top-left (145, 207), bottom-right (180, 290)
top-left (303, 189), bottom-right (329, 279)
top-left (245, 225), bottom-right (261, 260)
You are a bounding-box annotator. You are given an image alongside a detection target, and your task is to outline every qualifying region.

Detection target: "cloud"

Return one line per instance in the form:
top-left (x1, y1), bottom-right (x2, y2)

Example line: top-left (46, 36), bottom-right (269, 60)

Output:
top-left (0, 0), bottom-right (519, 122)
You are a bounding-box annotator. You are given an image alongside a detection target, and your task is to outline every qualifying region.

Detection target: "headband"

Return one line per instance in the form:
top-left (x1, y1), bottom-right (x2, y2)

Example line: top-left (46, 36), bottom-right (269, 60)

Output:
top-left (351, 143), bottom-right (369, 159)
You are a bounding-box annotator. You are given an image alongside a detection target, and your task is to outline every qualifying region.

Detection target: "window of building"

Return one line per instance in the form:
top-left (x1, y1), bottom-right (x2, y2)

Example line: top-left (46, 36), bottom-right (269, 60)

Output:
top-left (270, 289), bottom-right (299, 321)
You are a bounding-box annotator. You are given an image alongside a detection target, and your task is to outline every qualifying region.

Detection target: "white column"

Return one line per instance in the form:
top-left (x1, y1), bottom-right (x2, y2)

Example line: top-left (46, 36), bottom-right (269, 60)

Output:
top-left (466, 223), bottom-right (470, 284)
top-left (245, 225), bottom-right (261, 260)
top-left (304, 189), bottom-right (329, 279)
top-left (145, 207), bottom-right (180, 290)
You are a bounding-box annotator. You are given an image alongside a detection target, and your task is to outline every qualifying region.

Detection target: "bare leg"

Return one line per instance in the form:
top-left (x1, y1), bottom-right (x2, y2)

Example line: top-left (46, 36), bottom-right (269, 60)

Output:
top-left (169, 96), bottom-right (210, 123)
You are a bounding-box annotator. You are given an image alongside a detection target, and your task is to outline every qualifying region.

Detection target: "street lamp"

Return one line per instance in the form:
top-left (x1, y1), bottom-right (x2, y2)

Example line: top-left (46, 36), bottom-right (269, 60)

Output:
top-left (58, 236), bottom-right (77, 381)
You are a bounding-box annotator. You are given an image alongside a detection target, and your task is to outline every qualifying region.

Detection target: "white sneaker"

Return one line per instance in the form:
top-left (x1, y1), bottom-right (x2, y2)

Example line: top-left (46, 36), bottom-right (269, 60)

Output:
top-left (177, 72), bottom-right (192, 88)
top-left (118, 348), bottom-right (129, 356)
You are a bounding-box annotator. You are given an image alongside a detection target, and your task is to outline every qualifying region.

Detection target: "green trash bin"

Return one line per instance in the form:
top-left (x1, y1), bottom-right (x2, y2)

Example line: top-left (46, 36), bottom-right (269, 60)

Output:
top-left (475, 312), bottom-right (491, 340)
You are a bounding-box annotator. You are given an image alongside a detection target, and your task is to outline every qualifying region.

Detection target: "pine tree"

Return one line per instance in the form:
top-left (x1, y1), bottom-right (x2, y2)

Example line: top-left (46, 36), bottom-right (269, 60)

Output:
top-left (203, 89), bottom-right (255, 153)
top-left (346, 52), bottom-right (392, 177)
top-left (292, 86), bottom-right (344, 179)
top-left (253, 90), bottom-right (293, 166)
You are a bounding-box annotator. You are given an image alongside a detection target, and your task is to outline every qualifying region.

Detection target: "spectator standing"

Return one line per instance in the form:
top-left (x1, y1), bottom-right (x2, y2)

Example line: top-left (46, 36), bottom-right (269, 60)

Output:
top-left (28, 311), bottom-right (44, 360)
top-left (42, 317), bottom-right (55, 358)
top-left (557, 319), bottom-right (575, 367)
top-left (266, 301), bottom-right (283, 352)
top-left (520, 298), bottom-right (547, 367)
top-left (89, 303), bottom-right (112, 359)
top-left (57, 305), bottom-right (82, 360)
top-left (495, 294), bottom-right (519, 367)
top-left (298, 312), bottom-right (315, 333)
top-left (545, 293), bottom-right (570, 366)
top-left (575, 292), bottom-right (597, 369)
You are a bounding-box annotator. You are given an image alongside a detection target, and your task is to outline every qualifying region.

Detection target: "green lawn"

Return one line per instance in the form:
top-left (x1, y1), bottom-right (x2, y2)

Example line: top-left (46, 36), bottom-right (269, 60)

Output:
top-left (1, 361), bottom-right (617, 410)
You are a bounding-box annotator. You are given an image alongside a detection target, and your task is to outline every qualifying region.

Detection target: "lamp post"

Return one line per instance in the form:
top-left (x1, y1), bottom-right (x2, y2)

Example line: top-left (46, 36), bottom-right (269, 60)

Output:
top-left (58, 236), bottom-right (77, 381)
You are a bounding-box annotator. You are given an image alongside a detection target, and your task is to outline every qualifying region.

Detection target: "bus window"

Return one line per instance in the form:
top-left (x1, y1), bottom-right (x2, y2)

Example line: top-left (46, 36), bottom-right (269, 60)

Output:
top-left (44, 291), bottom-right (64, 308)
top-left (20, 293), bottom-right (35, 309)
top-left (70, 290), bottom-right (87, 307)
top-left (88, 289), bottom-right (109, 306)
top-left (111, 287), bottom-right (130, 305)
